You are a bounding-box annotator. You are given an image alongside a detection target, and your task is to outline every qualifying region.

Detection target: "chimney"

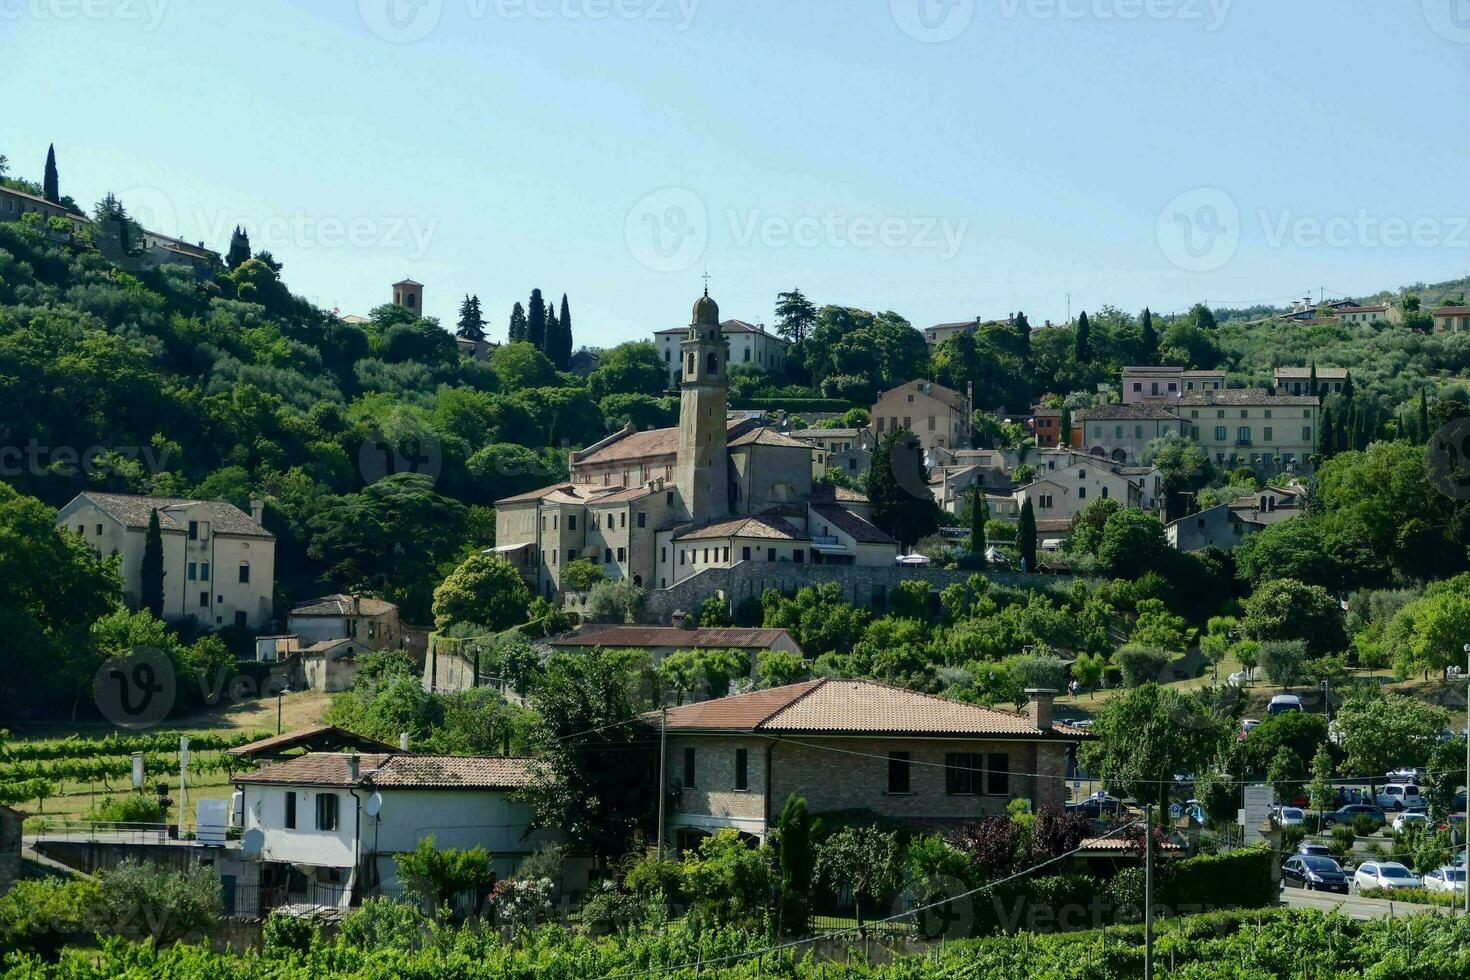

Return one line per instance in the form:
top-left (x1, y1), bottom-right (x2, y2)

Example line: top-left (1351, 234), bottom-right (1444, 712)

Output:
top-left (346, 754), bottom-right (360, 781)
top-left (1025, 689), bottom-right (1056, 732)
top-left (671, 610), bottom-right (690, 630)
top-left (398, 732), bottom-right (410, 752)
top-left (250, 497), bottom-right (265, 524)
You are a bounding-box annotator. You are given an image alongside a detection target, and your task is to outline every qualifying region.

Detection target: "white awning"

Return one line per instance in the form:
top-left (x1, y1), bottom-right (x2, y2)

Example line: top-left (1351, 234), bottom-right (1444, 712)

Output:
top-left (488, 542), bottom-right (533, 554)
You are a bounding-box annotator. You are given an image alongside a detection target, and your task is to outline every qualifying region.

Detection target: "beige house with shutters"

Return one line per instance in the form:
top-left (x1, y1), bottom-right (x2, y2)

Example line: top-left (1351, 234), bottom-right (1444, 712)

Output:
top-left (1177, 390), bottom-right (1318, 473)
top-left (870, 380), bottom-right (972, 453)
top-left (654, 679), bottom-right (1088, 848)
top-left (57, 493), bottom-right (275, 629)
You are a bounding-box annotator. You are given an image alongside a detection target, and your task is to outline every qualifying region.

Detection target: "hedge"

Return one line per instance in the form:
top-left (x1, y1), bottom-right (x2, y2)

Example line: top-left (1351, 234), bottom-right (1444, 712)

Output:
top-left (730, 397), bottom-right (856, 414)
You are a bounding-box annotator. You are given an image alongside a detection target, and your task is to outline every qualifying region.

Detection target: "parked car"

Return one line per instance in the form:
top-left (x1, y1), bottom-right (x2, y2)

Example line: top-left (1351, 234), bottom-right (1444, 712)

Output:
top-left (1376, 784), bottom-right (1425, 811)
top-left (1392, 811), bottom-right (1429, 834)
top-left (1238, 718), bottom-right (1261, 740)
top-left (1268, 694), bottom-right (1303, 716)
top-left (1066, 794), bottom-right (1123, 819)
top-left (1282, 855), bottom-right (1349, 893)
top-left (1297, 843), bottom-right (1333, 857)
top-left (1423, 866), bottom-right (1467, 894)
top-left (1228, 670), bottom-right (1250, 688)
top-left (1385, 768), bottom-right (1426, 782)
top-left (1352, 862), bottom-right (1422, 893)
top-left (1322, 804), bottom-right (1386, 829)
top-left (1276, 806), bottom-right (1307, 826)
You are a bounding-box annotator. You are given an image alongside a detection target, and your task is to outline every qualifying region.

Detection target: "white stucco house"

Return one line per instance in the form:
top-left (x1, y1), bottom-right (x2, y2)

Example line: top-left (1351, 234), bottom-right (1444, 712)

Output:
top-left (56, 492), bottom-right (275, 630)
top-left (233, 752), bottom-right (554, 908)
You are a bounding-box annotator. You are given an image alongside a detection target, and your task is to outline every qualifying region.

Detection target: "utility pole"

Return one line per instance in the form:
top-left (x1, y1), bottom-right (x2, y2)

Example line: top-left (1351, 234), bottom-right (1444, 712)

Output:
top-left (1143, 803), bottom-right (1154, 980)
top-left (656, 704), bottom-right (668, 863)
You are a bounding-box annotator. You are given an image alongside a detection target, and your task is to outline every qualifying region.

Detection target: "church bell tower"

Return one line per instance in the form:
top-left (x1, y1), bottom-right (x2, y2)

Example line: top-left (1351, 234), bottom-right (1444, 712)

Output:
top-left (675, 289), bottom-right (730, 526)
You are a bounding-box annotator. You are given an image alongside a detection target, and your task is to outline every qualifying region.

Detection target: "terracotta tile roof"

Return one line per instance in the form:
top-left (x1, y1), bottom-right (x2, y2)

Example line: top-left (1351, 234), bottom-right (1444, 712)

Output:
top-left (1274, 366), bottom-right (1348, 379)
top-left (299, 638), bottom-right (368, 660)
top-left (729, 427), bottom-right (809, 449)
top-left (675, 515), bottom-right (807, 541)
top-left (659, 679), bottom-right (1090, 738)
top-left (810, 504), bottom-right (896, 545)
top-left (226, 726), bottom-right (401, 759)
top-left (576, 419), bottom-right (758, 466)
top-left (1178, 390), bottom-right (1319, 407)
top-left (874, 380), bottom-right (969, 411)
top-left (810, 484), bottom-right (870, 504)
top-left (1078, 837), bottom-right (1185, 853)
top-left (550, 624), bottom-right (796, 650)
top-left (79, 492), bottom-right (272, 538)
top-left (235, 752), bottom-right (533, 789)
top-left (788, 428), bottom-right (863, 439)
top-left (1435, 306), bottom-right (1470, 316)
top-left (591, 485), bottom-right (657, 504)
top-left (290, 594), bottom-right (397, 617)
top-left (1076, 404), bottom-right (1182, 422)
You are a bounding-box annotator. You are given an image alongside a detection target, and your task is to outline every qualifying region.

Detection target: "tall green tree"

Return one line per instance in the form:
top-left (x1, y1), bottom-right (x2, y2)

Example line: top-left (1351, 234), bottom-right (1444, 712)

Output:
top-left (1140, 307), bottom-right (1157, 363)
top-left (140, 509), bottom-right (165, 620)
top-left (1309, 744), bottom-right (1335, 821)
top-left (774, 288), bottom-right (817, 344)
top-left (1072, 310), bottom-right (1092, 364)
top-left (867, 431), bottom-right (939, 549)
top-left (455, 294), bottom-right (486, 342)
top-left (432, 553), bottom-right (532, 632)
top-left (508, 301), bottom-right (526, 342)
top-left (226, 225), bottom-right (251, 269)
top-left (556, 293), bottom-right (573, 367)
top-left (1419, 388), bottom-right (1430, 443)
top-left (1319, 406), bottom-right (1335, 458)
top-left (544, 300), bottom-right (561, 361)
top-left (527, 289), bottom-right (547, 350)
top-left (1018, 497), bottom-right (1037, 572)
top-left (1308, 361), bottom-right (1318, 397)
top-left (1013, 310), bottom-right (1032, 373)
top-left (43, 143), bottom-right (59, 203)
top-left (776, 794), bottom-right (815, 935)
top-left (968, 484), bottom-right (988, 560)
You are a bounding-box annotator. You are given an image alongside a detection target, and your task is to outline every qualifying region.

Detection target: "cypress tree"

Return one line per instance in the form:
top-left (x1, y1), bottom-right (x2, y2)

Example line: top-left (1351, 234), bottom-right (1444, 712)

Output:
top-left (1308, 361), bottom-right (1318, 398)
top-left (544, 301), bottom-right (561, 361)
top-left (527, 289), bottom-right (547, 350)
top-left (43, 143), bottom-right (59, 203)
top-left (557, 293), bottom-right (574, 367)
top-left (1419, 388), bottom-right (1430, 442)
top-left (1140, 307), bottom-right (1157, 364)
top-left (227, 226), bottom-right (251, 269)
top-left (1018, 498), bottom-right (1037, 574)
top-left (777, 795), bottom-right (814, 934)
top-left (968, 485), bottom-right (989, 563)
top-left (1073, 310), bottom-right (1092, 365)
top-left (1059, 405), bottom-right (1072, 448)
top-left (1319, 406), bottom-right (1335, 458)
top-left (140, 509), bottom-right (165, 620)
top-left (509, 302), bottom-right (526, 342)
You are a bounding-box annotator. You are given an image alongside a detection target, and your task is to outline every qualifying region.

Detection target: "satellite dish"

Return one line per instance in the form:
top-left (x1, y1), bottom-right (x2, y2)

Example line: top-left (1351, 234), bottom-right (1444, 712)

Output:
top-left (363, 792), bottom-right (384, 817)
top-left (241, 828), bottom-right (265, 856)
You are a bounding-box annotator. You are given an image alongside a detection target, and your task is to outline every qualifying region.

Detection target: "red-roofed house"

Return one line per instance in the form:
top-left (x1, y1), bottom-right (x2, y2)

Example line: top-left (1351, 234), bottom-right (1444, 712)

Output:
top-left (651, 679), bottom-right (1088, 849)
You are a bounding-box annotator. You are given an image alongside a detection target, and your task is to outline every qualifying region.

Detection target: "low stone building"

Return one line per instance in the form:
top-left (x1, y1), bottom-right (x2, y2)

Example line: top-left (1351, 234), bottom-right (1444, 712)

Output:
top-left (546, 622), bottom-right (801, 662)
top-left (653, 679), bottom-right (1087, 848)
top-left (287, 595), bottom-right (402, 651)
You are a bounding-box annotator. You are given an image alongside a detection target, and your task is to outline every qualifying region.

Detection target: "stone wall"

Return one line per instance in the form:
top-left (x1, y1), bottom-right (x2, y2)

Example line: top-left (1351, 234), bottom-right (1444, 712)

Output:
top-left (641, 562), bottom-right (1075, 624)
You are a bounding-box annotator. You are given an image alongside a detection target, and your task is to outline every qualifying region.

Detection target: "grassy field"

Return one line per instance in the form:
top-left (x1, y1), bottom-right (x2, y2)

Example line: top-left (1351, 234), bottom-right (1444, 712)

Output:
top-left (9, 690), bottom-right (332, 824)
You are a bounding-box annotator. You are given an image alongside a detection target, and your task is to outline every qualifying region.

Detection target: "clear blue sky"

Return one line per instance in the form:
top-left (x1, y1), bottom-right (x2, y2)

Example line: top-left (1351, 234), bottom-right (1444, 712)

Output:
top-left (4, 1), bottom-right (1468, 345)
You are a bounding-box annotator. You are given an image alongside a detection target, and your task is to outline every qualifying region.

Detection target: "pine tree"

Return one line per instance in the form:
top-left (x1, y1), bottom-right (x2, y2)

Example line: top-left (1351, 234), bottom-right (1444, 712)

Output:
top-left (456, 294), bottom-right (486, 341)
top-left (557, 294), bottom-right (574, 367)
top-left (43, 143), bottom-right (59, 203)
top-left (226, 225), bottom-right (252, 269)
top-left (775, 288), bottom-right (817, 344)
top-left (1419, 388), bottom-right (1430, 443)
top-left (140, 509), bottom-right (165, 620)
top-left (1140, 307), bottom-right (1157, 364)
top-left (527, 289), bottom-right (547, 350)
top-left (1018, 498), bottom-right (1037, 573)
top-left (1073, 310), bottom-right (1092, 365)
top-left (508, 302), bottom-right (527, 342)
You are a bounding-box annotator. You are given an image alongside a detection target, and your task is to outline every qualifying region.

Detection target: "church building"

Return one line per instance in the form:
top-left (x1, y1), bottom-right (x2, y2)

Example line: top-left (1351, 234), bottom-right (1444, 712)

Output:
top-left (494, 292), bottom-right (898, 600)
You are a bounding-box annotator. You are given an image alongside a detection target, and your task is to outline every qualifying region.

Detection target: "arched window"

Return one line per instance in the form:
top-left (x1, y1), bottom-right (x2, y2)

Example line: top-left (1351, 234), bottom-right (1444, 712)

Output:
top-left (633, 575), bottom-right (643, 587)
top-left (706, 352), bottom-right (718, 374)
top-left (406, 294), bottom-right (416, 308)
top-left (238, 562), bottom-right (251, 584)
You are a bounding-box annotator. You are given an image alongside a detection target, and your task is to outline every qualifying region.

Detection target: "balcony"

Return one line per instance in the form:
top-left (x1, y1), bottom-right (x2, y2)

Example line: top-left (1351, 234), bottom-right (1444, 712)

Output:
top-left (1235, 439), bottom-right (1252, 447)
top-left (811, 535), bottom-right (841, 547)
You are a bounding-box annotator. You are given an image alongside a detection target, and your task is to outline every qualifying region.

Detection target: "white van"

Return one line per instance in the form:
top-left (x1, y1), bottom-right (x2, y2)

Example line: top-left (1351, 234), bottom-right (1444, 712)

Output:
top-left (1376, 784), bottom-right (1425, 811)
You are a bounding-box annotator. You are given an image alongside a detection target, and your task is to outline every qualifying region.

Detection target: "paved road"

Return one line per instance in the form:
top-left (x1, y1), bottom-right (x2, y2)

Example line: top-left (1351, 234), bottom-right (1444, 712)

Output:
top-left (1282, 889), bottom-right (1464, 919)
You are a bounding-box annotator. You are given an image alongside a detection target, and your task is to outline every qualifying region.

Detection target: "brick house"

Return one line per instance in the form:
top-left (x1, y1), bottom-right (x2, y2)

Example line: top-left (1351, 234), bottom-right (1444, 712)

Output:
top-left (654, 679), bottom-right (1087, 849)
top-left (1032, 407), bottom-right (1063, 448)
